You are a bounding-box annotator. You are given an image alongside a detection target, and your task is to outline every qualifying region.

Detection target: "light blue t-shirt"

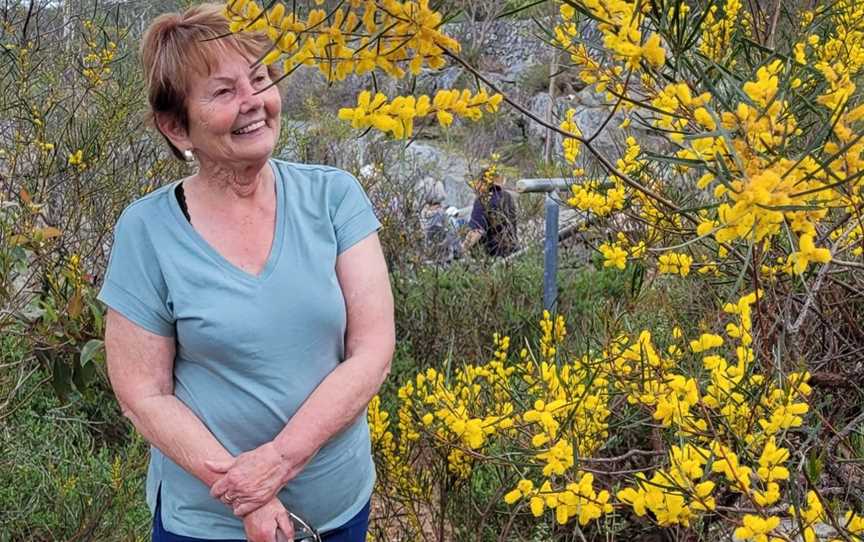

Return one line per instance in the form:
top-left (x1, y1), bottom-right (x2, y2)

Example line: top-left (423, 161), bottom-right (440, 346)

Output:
top-left (97, 159), bottom-right (381, 538)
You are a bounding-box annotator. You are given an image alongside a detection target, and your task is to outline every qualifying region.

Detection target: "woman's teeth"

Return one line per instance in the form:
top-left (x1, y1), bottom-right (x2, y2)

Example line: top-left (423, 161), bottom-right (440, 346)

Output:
top-left (233, 120), bottom-right (265, 135)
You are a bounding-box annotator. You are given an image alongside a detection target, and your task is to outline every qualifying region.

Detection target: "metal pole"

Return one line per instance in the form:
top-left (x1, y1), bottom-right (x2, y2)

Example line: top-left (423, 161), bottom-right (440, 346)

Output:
top-left (543, 194), bottom-right (559, 312)
top-left (542, 1), bottom-right (560, 314)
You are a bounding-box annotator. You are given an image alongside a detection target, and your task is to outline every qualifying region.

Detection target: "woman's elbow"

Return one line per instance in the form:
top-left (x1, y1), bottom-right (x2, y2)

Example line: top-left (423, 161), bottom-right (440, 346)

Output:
top-left (115, 395), bottom-right (143, 428)
top-left (375, 335), bottom-right (396, 387)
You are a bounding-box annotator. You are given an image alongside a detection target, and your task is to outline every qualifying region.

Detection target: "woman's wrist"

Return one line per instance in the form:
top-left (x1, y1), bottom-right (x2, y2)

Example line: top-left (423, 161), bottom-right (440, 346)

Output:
top-left (269, 437), bottom-right (311, 485)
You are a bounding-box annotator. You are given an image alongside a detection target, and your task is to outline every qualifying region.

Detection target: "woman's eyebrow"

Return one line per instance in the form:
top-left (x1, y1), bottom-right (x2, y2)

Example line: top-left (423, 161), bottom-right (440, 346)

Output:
top-left (210, 67), bottom-right (264, 83)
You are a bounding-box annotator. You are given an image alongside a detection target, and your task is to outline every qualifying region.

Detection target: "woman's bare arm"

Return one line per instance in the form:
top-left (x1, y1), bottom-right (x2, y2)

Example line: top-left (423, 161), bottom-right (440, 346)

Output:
top-left (275, 232), bottom-right (395, 463)
top-left (105, 309), bottom-right (235, 486)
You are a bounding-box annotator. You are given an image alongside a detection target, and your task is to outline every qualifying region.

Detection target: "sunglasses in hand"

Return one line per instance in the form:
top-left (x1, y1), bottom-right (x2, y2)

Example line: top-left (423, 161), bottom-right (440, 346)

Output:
top-left (275, 510), bottom-right (320, 542)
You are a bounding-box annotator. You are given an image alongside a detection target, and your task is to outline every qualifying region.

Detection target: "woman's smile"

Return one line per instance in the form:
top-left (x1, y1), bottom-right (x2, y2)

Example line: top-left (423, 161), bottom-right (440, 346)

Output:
top-left (232, 119), bottom-right (267, 136)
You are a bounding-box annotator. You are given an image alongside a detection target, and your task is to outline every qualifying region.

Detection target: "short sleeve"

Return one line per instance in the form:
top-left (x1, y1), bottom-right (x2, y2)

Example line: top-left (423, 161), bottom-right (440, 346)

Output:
top-left (97, 208), bottom-right (175, 337)
top-left (330, 172), bottom-right (381, 255)
top-left (469, 199), bottom-right (488, 232)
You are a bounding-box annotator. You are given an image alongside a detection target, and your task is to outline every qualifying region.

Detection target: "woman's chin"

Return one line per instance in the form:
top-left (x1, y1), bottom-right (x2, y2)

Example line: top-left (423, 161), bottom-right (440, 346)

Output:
top-left (226, 142), bottom-right (276, 163)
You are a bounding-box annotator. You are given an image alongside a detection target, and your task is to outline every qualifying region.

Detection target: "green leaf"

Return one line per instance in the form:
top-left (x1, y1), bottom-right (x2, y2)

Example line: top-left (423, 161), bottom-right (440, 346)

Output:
top-left (52, 357), bottom-right (73, 402)
top-left (806, 450), bottom-right (823, 480)
top-left (80, 339), bottom-right (105, 367)
top-left (86, 298), bottom-right (105, 334)
top-left (72, 357), bottom-right (97, 392)
top-left (630, 262), bottom-right (645, 297)
top-left (755, 203), bottom-right (822, 212)
top-left (642, 150), bottom-right (705, 167)
top-left (497, 0), bottom-right (547, 20)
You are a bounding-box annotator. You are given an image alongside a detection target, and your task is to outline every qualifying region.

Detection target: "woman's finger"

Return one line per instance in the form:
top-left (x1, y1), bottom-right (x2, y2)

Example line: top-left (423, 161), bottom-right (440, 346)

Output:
top-left (210, 478), bottom-right (228, 498)
top-left (210, 474), bottom-right (239, 499)
top-left (275, 511), bottom-right (294, 541)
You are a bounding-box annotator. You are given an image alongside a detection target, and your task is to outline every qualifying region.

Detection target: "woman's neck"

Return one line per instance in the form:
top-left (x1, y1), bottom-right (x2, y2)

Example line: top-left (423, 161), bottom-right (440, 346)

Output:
top-left (190, 159), bottom-right (274, 211)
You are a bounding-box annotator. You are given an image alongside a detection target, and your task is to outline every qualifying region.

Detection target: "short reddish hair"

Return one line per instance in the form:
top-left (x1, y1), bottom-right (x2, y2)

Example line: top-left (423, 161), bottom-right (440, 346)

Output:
top-left (140, 2), bottom-right (279, 159)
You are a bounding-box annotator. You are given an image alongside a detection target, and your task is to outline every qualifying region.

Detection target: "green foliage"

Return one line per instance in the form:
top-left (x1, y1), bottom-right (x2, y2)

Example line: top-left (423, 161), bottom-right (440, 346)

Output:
top-left (0, 336), bottom-right (149, 541)
top-left (391, 247), bottom-right (659, 372)
top-left (0, 3), bottom-right (187, 400)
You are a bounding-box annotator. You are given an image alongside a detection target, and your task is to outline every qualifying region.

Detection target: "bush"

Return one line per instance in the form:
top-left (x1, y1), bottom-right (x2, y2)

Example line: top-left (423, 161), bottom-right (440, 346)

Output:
top-left (0, 334), bottom-right (149, 541)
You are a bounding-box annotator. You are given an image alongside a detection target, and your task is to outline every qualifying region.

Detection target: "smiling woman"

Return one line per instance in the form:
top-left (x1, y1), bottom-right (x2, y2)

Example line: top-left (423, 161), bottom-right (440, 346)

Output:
top-left (156, 49), bottom-right (282, 173)
top-left (140, 5), bottom-right (282, 163)
top-left (97, 4), bottom-right (395, 542)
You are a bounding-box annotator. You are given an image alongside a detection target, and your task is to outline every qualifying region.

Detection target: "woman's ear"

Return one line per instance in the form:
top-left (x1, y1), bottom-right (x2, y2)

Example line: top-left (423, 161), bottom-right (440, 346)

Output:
top-left (155, 112), bottom-right (191, 152)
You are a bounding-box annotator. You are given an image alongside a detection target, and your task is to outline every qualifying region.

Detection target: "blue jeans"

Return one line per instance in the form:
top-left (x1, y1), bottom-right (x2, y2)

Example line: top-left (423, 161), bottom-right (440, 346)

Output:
top-left (152, 487), bottom-right (370, 542)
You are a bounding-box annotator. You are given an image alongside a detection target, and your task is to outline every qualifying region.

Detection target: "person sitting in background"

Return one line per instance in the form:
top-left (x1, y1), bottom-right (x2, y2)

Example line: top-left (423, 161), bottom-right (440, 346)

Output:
top-left (419, 177), bottom-right (461, 262)
top-left (461, 165), bottom-right (519, 258)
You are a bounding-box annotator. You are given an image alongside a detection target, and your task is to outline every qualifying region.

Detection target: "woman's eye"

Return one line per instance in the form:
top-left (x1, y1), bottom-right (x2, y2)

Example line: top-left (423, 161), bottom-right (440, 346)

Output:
top-left (215, 88), bottom-right (231, 96)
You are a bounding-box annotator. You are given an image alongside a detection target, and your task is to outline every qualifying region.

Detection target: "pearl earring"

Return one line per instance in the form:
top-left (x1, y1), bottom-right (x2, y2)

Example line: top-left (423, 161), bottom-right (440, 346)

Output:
top-left (183, 149), bottom-right (194, 161)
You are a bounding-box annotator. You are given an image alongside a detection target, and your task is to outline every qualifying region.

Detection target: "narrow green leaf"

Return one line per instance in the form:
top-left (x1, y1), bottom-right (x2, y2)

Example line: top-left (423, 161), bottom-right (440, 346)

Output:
top-left (80, 339), bottom-right (105, 367)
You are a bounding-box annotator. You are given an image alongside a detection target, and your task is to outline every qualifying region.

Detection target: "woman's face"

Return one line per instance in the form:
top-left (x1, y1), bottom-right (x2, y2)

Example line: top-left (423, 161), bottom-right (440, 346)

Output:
top-left (184, 48), bottom-right (281, 168)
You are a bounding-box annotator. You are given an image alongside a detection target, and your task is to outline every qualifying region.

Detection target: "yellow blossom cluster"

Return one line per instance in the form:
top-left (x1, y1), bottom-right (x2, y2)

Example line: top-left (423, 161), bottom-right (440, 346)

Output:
top-left (222, 0), bottom-right (460, 81)
top-left (337, 89), bottom-right (502, 139)
top-left (559, 0), bottom-right (665, 70)
top-left (368, 394), bottom-right (422, 497)
top-left (650, 82), bottom-right (713, 144)
top-left (567, 180), bottom-right (627, 217)
top-left (507, 313), bottom-right (612, 524)
top-left (606, 330), bottom-right (675, 406)
top-left (538, 310), bottom-right (565, 360)
top-left (599, 241), bottom-right (627, 270)
top-left (368, 285), bottom-right (831, 535)
top-left (506, 473), bottom-right (613, 525)
top-left (68, 150), bottom-right (86, 172)
top-left (608, 330), bottom-right (707, 436)
top-left (553, 1), bottom-right (863, 281)
top-left (789, 491), bottom-right (864, 542)
top-left (616, 136), bottom-right (644, 175)
top-left (699, 0), bottom-right (742, 65)
top-left (560, 108), bottom-right (582, 165)
top-left (369, 312), bottom-right (613, 528)
top-left (81, 20), bottom-right (117, 87)
top-left (590, 288), bottom-right (817, 533)
top-left (734, 514), bottom-right (782, 542)
top-left (617, 444), bottom-right (716, 527)
top-left (398, 335), bottom-right (517, 479)
top-left (680, 52), bottom-right (857, 274)
top-left (658, 252), bottom-right (693, 277)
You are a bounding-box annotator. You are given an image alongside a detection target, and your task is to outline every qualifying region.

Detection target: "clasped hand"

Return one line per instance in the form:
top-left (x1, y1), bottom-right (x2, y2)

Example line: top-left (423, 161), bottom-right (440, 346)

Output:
top-left (206, 441), bottom-right (296, 517)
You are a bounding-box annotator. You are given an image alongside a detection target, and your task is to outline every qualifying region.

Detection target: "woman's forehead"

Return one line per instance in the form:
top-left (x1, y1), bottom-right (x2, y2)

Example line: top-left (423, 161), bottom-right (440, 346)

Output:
top-left (189, 40), bottom-right (259, 80)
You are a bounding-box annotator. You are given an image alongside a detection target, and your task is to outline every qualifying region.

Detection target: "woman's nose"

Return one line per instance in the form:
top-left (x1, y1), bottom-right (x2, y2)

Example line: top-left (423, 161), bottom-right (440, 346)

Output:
top-left (238, 78), bottom-right (264, 113)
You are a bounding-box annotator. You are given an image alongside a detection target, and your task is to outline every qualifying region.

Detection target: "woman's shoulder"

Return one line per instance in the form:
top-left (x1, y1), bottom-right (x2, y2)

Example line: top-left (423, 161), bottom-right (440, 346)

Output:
top-left (271, 159), bottom-right (360, 186)
top-left (271, 159), bottom-right (370, 207)
top-left (114, 180), bottom-right (179, 229)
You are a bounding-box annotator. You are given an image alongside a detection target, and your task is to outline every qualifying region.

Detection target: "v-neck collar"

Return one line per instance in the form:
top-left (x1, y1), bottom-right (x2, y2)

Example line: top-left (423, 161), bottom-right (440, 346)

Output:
top-left (169, 160), bottom-right (285, 284)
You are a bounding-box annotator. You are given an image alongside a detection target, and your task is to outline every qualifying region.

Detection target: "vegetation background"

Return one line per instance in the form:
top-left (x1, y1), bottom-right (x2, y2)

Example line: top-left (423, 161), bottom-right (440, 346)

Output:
top-left (1, 0), bottom-right (863, 540)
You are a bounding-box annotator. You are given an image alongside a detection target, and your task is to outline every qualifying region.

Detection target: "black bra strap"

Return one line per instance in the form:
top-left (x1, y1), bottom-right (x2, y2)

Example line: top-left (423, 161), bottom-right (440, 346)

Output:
top-left (175, 182), bottom-right (191, 223)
